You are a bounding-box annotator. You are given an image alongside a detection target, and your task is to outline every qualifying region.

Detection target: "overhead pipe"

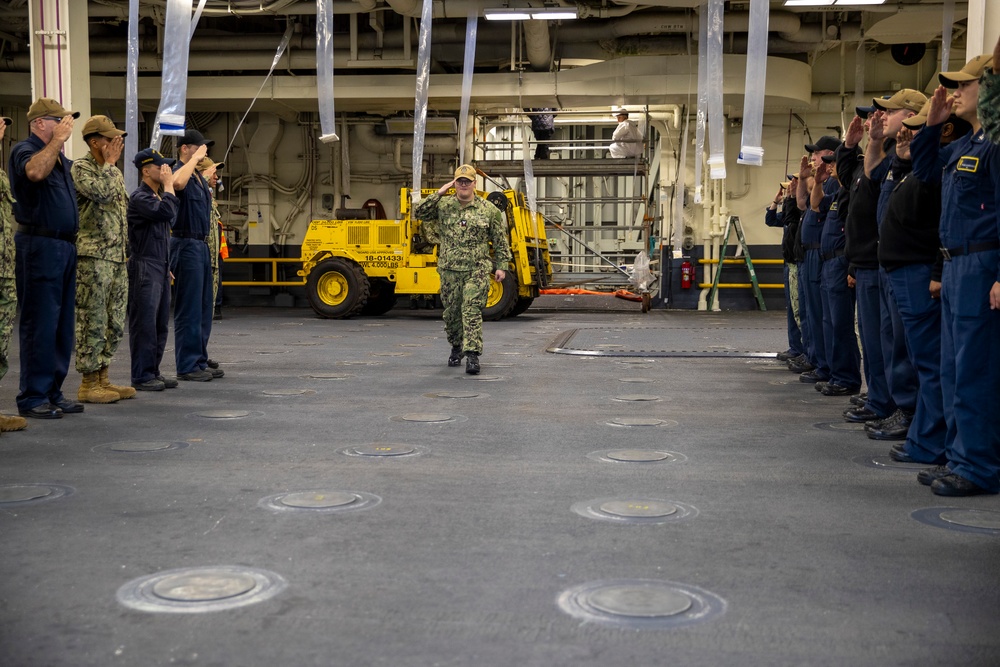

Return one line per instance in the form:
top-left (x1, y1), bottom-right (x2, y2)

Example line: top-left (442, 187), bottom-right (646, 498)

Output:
top-left (353, 123), bottom-right (458, 154)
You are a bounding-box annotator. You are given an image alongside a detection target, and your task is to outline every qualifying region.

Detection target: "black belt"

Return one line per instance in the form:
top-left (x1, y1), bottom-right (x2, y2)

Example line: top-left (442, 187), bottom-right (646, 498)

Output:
top-left (16, 224), bottom-right (76, 244)
top-left (802, 243), bottom-right (821, 251)
top-left (173, 231), bottom-right (209, 242)
top-left (940, 240), bottom-right (1000, 260)
top-left (821, 248), bottom-right (846, 261)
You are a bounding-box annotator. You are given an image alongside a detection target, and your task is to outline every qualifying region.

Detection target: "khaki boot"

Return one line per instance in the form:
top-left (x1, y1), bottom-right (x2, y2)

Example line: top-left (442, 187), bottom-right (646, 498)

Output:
top-left (100, 365), bottom-right (136, 400)
top-left (78, 371), bottom-right (120, 404)
top-left (0, 413), bottom-right (27, 431)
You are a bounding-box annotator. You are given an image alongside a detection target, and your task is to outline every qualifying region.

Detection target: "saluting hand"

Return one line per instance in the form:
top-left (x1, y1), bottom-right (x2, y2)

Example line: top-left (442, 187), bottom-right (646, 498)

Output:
top-left (52, 115), bottom-right (74, 144)
top-left (438, 179), bottom-right (456, 196)
top-left (845, 115), bottom-right (865, 149)
top-left (990, 281), bottom-right (1000, 310)
top-left (869, 110), bottom-right (886, 141)
top-left (160, 164), bottom-right (176, 192)
top-left (896, 127), bottom-right (914, 160)
top-left (925, 85), bottom-right (954, 127)
top-left (103, 135), bottom-right (124, 165)
top-left (192, 144), bottom-right (209, 163)
top-left (798, 155), bottom-right (811, 180)
top-left (494, 269), bottom-right (506, 282)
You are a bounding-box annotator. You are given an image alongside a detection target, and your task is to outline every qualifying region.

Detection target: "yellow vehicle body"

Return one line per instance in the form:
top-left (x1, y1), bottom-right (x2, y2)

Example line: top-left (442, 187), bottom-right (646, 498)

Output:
top-left (298, 188), bottom-right (551, 319)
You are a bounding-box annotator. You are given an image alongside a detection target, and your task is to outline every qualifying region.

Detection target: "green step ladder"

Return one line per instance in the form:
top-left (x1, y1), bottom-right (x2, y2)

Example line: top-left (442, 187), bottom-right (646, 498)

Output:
top-left (706, 215), bottom-right (766, 311)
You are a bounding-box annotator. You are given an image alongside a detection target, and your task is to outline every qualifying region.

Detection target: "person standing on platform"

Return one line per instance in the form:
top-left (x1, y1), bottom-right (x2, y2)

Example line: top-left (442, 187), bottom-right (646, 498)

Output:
top-left (8, 98), bottom-right (83, 419)
top-left (910, 53), bottom-right (1000, 496)
top-left (413, 164), bottom-right (512, 375)
top-left (0, 116), bottom-right (27, 433)
top-left (609, 108), bottom-right (643, 158)
top-left (127, 149), bottom-right (180, 392)
top-left (170, 129), bottom-right (219, 382)
top-left (71, 115), bottom-right (135, 404)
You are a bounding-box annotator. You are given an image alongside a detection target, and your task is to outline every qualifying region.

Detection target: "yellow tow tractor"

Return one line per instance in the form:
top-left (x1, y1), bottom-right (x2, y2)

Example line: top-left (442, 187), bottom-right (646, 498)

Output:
top-left (298, 187), bottom-right (552, 319)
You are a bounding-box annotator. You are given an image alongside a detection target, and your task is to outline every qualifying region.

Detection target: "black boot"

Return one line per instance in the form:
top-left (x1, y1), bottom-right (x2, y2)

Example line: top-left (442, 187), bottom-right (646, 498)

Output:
top-left (465, 352), bottom-right (480, 375)
top-left (448, 347), bottom-right (463, 367)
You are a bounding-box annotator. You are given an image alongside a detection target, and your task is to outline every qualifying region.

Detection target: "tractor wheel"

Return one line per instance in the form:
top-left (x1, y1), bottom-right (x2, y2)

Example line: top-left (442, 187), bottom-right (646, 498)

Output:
top-left (361, 278), bottom-right (397, 316)
top-left (507, 296), bottom-right (534, 318)
top-left (482, 271), bottom-right (518, 321)
top-left (306, 258), bottom-right (370, 318)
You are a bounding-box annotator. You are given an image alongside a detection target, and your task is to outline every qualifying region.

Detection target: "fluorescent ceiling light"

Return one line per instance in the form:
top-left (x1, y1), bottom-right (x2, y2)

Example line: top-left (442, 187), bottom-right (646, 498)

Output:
top-left (484, 9), bottom-right (533, 20)
top-left (784, 0), bottom-right (886, 5)
top-left (484, 7), bottom-right (579, 21)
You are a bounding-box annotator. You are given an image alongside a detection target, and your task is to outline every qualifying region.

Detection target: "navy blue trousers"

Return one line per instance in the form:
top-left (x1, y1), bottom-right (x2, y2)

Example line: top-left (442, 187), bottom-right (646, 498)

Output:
top-left (784, 264), bottom-right (805, 356)
top-left (939, 252), bottom-right (1000, 492)
top-left (14, 234), bottom-right (76, 411)
top-left (799, 250), bottom-right (829, 379)
top-left (887, 264), bottom-right (947, 463)
top-left (127, 257), bottom-right (171, 384)
top-left (878, 268), bottom-right (917, 413)
top-left (820, 255), bottom-right (861, 388)
top-left (169, 238), bottom-right (213, 375)
top-left (854, 268), bottom-right (894, 417)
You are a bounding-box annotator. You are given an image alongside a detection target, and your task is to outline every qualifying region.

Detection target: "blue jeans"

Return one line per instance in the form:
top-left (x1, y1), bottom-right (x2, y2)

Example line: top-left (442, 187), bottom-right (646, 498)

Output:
top-left (800, 250), bottom-right (829, 379)
top-left (820, 254), bottom-right (860, 388)
top-left (879, 268), bottom-right (917, 412)
top-left (854, 268), bottom-right (894, 417)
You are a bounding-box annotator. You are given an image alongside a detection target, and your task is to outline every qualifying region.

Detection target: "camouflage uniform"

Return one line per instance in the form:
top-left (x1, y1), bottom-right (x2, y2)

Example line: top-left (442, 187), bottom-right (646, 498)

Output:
top-left (0, 168), bottom-right (16, 383)
top-left (414, 192), bottom-right (512, 354)
top-left (981, 69), bottom-right (1000, 144)
top-left (71, 153), bottom-right (128, 373)
top-left (208, 195), bottom-right (221, 304)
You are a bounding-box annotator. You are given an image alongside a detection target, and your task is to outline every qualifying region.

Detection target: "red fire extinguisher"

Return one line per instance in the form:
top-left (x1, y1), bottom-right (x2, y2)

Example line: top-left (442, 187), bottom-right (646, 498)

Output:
top-left (680, 260), bottom-right (694, 289)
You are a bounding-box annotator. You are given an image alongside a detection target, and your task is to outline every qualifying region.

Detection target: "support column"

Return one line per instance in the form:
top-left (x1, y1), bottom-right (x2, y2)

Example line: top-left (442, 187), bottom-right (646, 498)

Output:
top-left (28, 0), bottom-right (90, 158)
top-left (966, 0), bottom-right (1000, 60)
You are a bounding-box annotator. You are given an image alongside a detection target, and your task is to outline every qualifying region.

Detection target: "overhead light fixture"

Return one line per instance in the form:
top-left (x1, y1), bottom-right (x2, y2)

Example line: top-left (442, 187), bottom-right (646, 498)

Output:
top-left (783, 0), bottom-right (885, 5)
top-left (484, 7), bottom-right (579, 21)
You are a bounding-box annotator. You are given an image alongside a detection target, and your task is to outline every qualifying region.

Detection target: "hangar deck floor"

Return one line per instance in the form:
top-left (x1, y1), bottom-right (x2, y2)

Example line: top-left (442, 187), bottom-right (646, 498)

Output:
top-left (1, 305), bottom-right (998, 667)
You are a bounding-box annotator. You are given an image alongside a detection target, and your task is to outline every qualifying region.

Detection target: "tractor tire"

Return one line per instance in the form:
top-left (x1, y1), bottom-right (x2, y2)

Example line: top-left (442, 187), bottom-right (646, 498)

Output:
top-left (361, 278), bottom-right (397, 316)
top-left (306, 258), bottom-right (370, 319)
top-left (482, 271), bottom-right (518, 321)
top-left (507, 296), bottom-right (534, 318)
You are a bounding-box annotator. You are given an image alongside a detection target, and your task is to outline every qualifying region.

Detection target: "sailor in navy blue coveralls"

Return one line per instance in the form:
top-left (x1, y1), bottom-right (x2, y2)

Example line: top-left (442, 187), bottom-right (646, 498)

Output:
top-left (910, 56), bottom-right (1000, 496)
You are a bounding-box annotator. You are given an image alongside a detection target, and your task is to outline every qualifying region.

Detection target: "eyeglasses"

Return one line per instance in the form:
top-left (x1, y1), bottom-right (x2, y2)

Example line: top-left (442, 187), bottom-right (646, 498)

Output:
top-left (455, 178), bottom-right (474, 186)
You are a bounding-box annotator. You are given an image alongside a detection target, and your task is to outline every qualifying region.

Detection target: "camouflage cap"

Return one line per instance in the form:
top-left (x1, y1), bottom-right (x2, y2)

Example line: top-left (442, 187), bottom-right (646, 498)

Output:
top-left (81, 115), bottom-right (126, 139)
top-left (454, 164), bottom-right (477, 181)
top-left (27, 97), bottom-right (80, 121)
top-left (939, 54), bottom-right (995, 88)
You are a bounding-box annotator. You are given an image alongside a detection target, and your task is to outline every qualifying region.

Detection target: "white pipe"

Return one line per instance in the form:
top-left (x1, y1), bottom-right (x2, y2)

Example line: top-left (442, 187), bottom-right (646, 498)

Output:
top-left (353, 123), bottom-right (458, 154)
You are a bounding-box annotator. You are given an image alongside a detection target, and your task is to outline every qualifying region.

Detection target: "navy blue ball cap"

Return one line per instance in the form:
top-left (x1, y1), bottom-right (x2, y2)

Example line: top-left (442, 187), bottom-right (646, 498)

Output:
top-left (134, 148), bottom-right (176, 169)
top-left (804, 136), bottom-right (841, 153)
top-left (178, 128), bottom-right (215, 147)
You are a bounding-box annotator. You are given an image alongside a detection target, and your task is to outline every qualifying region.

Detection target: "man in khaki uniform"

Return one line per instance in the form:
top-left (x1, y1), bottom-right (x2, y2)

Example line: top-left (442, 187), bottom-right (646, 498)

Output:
top-left (0, 117), bottom-right (27, 432)
top-left (71, 115), bottom-right (135, 403)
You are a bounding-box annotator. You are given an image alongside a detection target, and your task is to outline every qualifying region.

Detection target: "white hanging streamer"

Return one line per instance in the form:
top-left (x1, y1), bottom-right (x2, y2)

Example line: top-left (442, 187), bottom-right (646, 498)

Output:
top-left (317, 0), bottom-right (339, 143)
top-left (693, 0), bottom-right (708, 203)
top-left (706, 0), bottom-right (726, 180)
top-left (521, 122), bottom-right (537, 215)
top-left (150, 0), bottom-right (195, 150)
top-left (125, 0), bottom-right (139, 192)
top-left (190, 0), bottom-right (209, 40)
top-left (411, 0), bottom-right (434, 200)
top-left (941, 0), bottom-right (955, 71)
top-left (458, 9), bottom-right (478, 166)
top-left (737, 0), bottom-right (768, 167)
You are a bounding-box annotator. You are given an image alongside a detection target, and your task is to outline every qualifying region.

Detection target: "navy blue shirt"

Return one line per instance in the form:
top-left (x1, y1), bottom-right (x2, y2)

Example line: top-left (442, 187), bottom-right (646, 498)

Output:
top-left (128, 182), bottom-right (179, 262)
top-left (171, 164), bottom-right (212, 237)
top-left (800, 177), bottom-right (837, 247)
top-left (8, 133), bottom-right (79, 234)
top-left (875, 143), bottom-right (899, 229)
top-left (820, 183), bottom-right (848, 255)
top-left (912, 123), bottom-right (1000, 282)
